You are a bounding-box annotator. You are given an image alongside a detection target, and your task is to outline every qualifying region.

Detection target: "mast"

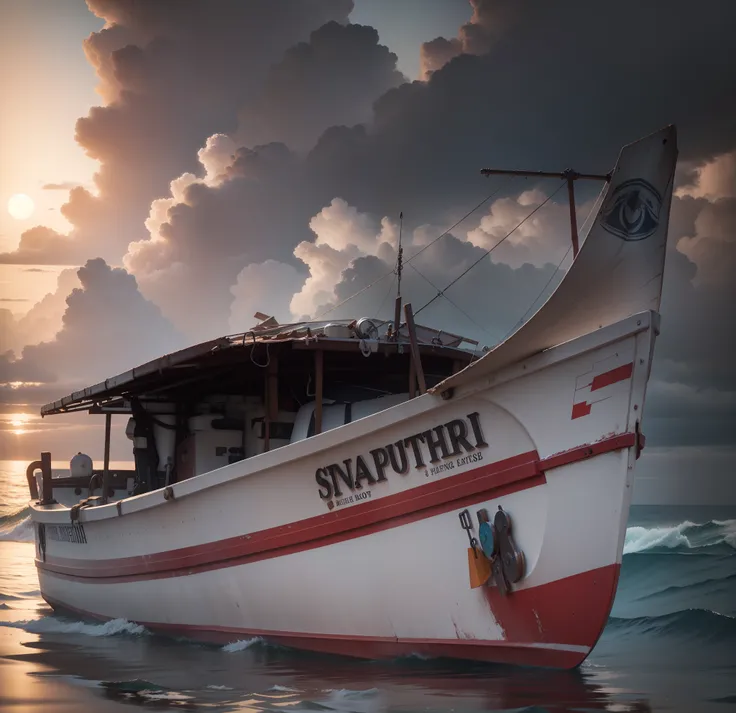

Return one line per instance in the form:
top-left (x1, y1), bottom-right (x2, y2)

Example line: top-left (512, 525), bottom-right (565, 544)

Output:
top-left (393, 211), bottom-right (404, 337)
top-left (479, 168), bottom-right (611, 258)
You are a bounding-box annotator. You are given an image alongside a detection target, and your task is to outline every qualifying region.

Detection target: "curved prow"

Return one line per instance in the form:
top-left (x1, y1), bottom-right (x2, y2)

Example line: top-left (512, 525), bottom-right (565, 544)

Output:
top-left (431, 124), bottom-right (678, 394)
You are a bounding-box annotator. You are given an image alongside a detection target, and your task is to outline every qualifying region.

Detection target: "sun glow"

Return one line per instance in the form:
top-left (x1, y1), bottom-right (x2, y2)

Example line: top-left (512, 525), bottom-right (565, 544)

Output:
top-left (7, 412), bottom-right (31, 436)
top-left (7, 193), bottom-right (35, 220)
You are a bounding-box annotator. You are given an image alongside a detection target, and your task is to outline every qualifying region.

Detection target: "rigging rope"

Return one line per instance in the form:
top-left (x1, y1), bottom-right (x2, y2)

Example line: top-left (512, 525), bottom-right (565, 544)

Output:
top-left (481, 180), bottom-right (605, 345)
top-left (405, 261), bottom-right (498, 343)
top-left (413, 179), bottom-right (567, 319)
top-left (314, 180), bottom-right (511, 320)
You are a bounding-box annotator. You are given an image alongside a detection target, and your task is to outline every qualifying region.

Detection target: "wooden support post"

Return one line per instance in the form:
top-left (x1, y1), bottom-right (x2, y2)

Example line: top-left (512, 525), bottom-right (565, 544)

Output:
top-left (567, 176), bottom-right (579, 257)
top-left (40, 451), bottom-right (53, 505)
top-left (314, 349), bottom-right (324, 435)
top-left (393, 296), bottom-right (402, 340)
top-left (404, 303), bottom-right (426, 394)
top-left (409, 355), bottom-right (416, 398)
top-left (101, 412), bottom-right (112, 504)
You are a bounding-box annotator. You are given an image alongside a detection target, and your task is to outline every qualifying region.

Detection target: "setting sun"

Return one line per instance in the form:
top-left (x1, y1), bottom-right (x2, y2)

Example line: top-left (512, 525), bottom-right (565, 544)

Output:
top-left (7, 412), bottom-right (31, 436)
top-left (7, 193), bottom-right (35, 220)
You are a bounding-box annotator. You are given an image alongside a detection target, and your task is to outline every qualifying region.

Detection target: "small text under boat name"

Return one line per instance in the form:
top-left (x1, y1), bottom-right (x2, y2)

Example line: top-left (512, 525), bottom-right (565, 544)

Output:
top-left (316, 412), bottom-right (488, 507)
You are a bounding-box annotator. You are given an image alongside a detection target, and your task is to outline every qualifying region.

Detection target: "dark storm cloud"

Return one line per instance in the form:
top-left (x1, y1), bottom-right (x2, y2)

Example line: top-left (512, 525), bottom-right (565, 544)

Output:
top-left (419, 0), bottom-right (511, 79)
top-left (3, 0), bottom-right (735, 458)
top-left (5, 259), bottom-right (185, 387)
top-left (235, 21), bottom-right (405, 152)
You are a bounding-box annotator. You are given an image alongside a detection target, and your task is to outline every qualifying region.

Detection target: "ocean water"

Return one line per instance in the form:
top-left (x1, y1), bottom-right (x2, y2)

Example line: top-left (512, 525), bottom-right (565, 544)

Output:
top-left (1, 460), bottom-right (734, 712)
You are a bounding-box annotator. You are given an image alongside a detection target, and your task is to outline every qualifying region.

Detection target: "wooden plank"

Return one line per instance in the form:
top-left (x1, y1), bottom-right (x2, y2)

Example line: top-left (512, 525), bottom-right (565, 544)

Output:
top-left (101, 413), bottom-right (112, 504)
top-left (404, 303), bottom-right (426, 394)
top-left (409, 354), bottom-right (416, 398)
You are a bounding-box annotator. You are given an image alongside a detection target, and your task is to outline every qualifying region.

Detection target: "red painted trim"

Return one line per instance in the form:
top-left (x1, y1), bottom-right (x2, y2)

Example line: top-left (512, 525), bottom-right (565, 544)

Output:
top-left (43, 566), bottom-right (619, 669)
top-left (591, 362), bottom-right (633, 391)
top-left (538, 433), bottom-right (635, 472)
top-left (36, 434), bottom-right (635, 584)
top-left (571, 402), bottom-right (591, 420)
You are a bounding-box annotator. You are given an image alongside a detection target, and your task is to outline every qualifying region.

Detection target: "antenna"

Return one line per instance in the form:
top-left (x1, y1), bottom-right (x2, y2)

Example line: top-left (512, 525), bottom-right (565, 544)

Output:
top-left (393, 211), bottom-right (404, 337)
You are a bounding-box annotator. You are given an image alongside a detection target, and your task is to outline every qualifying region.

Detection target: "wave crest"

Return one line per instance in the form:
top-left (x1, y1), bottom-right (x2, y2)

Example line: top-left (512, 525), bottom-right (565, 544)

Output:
top-left (624, 519), bottom-right (736, 555)
top-left (0, 507), bottom-right (33, 542)
top-left (222, 637), bottom-right (263, 652)
top-left (2, 616), bottom-right (149, 637)
top-left (608, 608), bottom-right (736, 644)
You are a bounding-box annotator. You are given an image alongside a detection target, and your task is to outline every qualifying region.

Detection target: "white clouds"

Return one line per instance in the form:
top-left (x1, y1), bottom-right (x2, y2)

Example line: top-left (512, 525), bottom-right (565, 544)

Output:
top-left (291, 198), bottom-right (398, 317)
top-left (676, 151), bottom-right (736, 202)
top-left (465, 187), bottom-right (590, 269)
top-left (229, 260), bottom-right (306, 331)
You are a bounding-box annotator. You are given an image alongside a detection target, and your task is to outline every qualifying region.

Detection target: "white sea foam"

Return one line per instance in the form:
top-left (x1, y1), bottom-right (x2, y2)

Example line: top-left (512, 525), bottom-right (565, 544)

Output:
top-left (320, 688), bottom-right (384, 713)
top-left (269, 684), bottom-right (299, 692)
top-left (206, 684), bottom-right (235, 690)
top-left (3, 616), bottom-right (149, 637)
top-left (624, 519), bottom-right (736, 554)
top-left (137, 690), bottom-right (193, 702)
top-left (222, 636), bottom-right (262, 652)
top-left (0, 515), bottom-right (34, 542)
top-left (624, 522), bottom-right (696, 554)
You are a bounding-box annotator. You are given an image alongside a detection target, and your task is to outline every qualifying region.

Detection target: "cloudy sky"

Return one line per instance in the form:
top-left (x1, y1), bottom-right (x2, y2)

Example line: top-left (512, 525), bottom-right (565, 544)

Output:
top-left (0, 0), bottom-right (734, 504)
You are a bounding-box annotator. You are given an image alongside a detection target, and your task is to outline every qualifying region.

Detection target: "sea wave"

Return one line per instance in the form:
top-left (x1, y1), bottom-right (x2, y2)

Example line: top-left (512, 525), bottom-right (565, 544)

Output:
top-left (607, 608), bottom-right (736, 644)
top-left (0, 506), bottom-right (33, 542)
top-left (1, 616), bottom-right (150, 637)
top-left (222, 637), bottom-right (263, 652)
top-left (623, 519), bottom-right (736, 555)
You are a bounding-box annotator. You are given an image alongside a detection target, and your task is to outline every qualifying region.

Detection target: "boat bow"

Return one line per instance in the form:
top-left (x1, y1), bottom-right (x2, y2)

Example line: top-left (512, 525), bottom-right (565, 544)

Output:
top-left (431, 124), bottom-right (678, 395)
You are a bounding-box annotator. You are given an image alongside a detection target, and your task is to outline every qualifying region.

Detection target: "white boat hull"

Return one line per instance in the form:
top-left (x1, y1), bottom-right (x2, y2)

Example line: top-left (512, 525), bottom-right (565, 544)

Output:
top-left (31, 311), bottom-right (655, 668)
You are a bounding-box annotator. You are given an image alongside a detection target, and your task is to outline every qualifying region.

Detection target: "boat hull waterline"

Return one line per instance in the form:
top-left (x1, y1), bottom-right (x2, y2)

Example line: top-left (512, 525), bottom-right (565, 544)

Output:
top-left (32, 312), bottom-right (654, 669)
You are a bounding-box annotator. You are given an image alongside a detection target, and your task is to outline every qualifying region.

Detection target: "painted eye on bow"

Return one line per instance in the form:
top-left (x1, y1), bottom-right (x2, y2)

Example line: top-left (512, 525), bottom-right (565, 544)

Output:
top-left (601, 179), bottom-right (662, 242)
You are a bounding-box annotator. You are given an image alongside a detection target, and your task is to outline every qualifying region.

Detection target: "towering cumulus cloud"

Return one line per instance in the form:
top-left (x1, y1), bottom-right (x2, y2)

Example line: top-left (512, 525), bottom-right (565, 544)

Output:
top-left (0, 0), bottom-right (354, 266)
top-left (1, 0), bottom-right (735, 459)
top-left (13, 259), bottom-right (185, 386)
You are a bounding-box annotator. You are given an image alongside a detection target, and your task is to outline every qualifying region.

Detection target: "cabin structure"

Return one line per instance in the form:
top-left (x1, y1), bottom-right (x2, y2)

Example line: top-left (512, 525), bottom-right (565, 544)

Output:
top-left (29, 313), bottom-right (480, 507)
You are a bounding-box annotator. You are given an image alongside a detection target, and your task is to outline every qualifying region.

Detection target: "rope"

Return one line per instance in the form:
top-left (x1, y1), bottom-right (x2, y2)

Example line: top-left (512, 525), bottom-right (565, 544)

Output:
top-left (414, 180), bottom-right (567, 318)
top-left (405, 262), bottom-right (498, 343)
top-left (314, 180), bottom-right (510, 320)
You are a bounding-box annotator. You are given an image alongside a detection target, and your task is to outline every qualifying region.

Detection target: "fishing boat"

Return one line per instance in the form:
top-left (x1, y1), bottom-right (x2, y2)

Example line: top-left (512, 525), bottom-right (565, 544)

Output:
top-left (26, 125), bottom-right (677, 669)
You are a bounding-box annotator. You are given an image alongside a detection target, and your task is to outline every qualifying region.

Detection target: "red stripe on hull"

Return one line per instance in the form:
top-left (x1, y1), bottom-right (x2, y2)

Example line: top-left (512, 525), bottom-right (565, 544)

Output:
top-left (38, 450), bottom-right (543, 582)
top-left (591, 362), bottom-right (633, 391)
top-left (36, 434), bottom-right (636, 584)
top-left (571, 401), bottom-right (592, 420)
top-left (42, 563), bottom-right (619, 669)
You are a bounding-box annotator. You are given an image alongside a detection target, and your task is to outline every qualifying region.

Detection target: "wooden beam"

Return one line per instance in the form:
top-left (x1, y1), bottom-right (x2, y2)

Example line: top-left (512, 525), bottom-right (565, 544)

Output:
top-left (40, 451), bottom-right (53, 505)
top-left (480, 168), bottom-right (610, 182)
top-left (101, 413), bottom-right (112, 504)
top-left (404, 303), bottom-right (426, 394)
top-left (393, 296), bottom-right (402, 340)
top-left (567, 176), bottom-right (579, 257)
top-left (409, 354), bottom-right (416, 398)
top-left (314, 349), bottom-right (324, 435)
